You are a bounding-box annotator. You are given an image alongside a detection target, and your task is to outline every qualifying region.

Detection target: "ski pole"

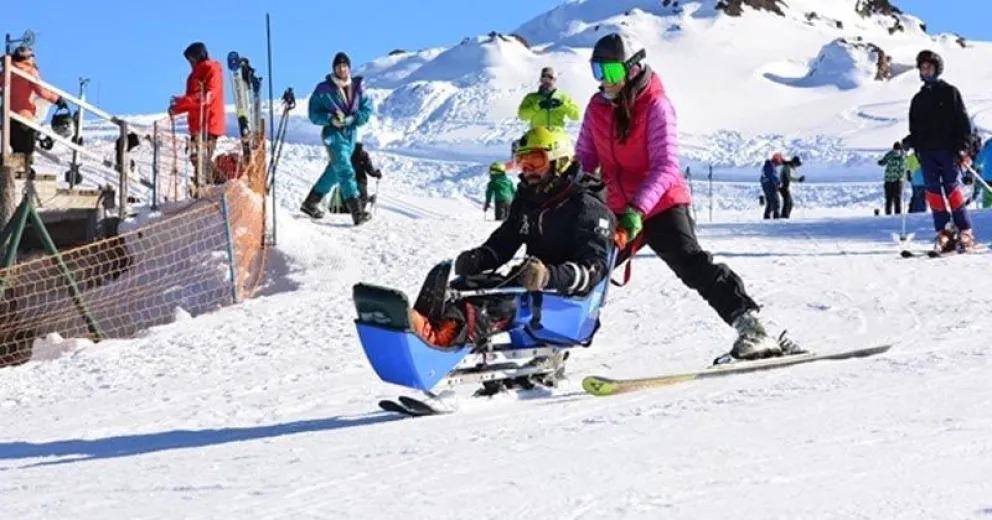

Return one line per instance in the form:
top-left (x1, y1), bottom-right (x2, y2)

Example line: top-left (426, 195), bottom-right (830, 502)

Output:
top-left (898, 179), bottom-right (909, 240)
top-left (371, 177), bottom-right (380, 215)
top-left (450, 287), bottom-right (558, 298)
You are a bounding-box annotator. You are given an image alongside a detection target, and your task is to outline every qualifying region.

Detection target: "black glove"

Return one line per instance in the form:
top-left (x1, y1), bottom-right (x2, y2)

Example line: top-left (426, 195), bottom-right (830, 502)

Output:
top-left (798, 175), bottom-right (806, 183)
top-left (55, 97), bottom-right (68, 110)
top-left (455, 248), bottom-right (489, 276)
top-left (483, 202), bottom-right (490, 212)
top-left (549, 98), bottom-right (563, 108)
top-left (963, 171), bottom-right (974, 185)
top-left (369, 168), bottom-right (382, 179)
top-left (538, 98), bottom-right (554, 110)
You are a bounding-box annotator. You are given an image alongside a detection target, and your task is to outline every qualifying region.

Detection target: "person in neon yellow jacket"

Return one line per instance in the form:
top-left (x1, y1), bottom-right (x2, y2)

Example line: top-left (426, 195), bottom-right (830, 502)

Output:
top-left (517, 67), bottom-right (580, 129)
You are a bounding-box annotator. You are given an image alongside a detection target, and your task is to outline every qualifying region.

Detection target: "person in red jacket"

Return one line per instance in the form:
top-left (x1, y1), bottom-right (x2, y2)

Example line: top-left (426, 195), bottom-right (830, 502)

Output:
top-left (0, 46), bottom-right (66, 161)
top-left (575, 33), bottom-right (800, 362)
top-left (169, 42), bottom-right (225, 189)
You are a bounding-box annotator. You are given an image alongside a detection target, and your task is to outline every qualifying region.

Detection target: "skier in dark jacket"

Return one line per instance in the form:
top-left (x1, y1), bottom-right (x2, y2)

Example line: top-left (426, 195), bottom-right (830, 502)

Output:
top-left (778, 155), bottom-right (804, 219)
top-left (902, 50), bottom-right (976, 253)
top-left (350, 142), bottom-right (382, 214)
top-left (760, 153), bottom-right (784, 219)
top-left (410, 127), bottom-right (616, 347)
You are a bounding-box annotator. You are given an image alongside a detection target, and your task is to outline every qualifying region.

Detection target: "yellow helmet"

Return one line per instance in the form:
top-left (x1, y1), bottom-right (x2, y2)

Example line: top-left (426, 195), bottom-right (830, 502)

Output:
top-left (514, 126), bottom-right (574, 174)
top-left (489, 161), bottom-right (507, 175)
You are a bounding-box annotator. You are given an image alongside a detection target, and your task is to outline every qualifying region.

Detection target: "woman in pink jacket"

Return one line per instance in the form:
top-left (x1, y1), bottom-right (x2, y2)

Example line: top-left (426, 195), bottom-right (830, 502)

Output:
top-left (575, 33), bottom-right (798, 361)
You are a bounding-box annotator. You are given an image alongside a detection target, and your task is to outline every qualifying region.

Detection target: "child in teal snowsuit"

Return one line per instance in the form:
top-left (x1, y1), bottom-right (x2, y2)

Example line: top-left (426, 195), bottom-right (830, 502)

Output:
top-left (484, 161), bottom-right (516, 221)
top-left (301, 52), bottom-right (374, 224)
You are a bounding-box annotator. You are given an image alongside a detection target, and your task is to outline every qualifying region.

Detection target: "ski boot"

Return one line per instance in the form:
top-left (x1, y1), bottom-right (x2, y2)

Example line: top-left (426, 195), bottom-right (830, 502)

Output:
top-left (345, 197), bottom-right (371, 226)
top-left (932, 229), bottom-right (957, 255)
top-left (729, 310), bottom-right (784, 360)
top-left (956, 228), bottom-right (976, 253)
top-left (300, 189), bottom-right (325, 219)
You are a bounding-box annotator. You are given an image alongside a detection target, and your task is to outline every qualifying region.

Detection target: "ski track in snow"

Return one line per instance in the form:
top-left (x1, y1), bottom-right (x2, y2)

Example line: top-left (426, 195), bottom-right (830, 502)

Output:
top-left (3, 138), bottom-right (992, 518)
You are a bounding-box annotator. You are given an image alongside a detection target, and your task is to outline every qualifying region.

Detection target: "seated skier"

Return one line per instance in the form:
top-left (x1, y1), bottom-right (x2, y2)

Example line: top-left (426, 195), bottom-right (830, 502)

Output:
top-left (410, 126), bottom-right (617, 347)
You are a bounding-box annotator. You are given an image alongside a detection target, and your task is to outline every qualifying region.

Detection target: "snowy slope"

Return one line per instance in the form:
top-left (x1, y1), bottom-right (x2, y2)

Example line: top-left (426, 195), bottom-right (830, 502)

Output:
top-left (334, 0), bottom-right (992, 173)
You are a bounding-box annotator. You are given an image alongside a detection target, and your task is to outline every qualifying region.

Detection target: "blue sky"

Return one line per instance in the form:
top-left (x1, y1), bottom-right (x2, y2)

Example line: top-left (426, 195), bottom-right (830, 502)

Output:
top-left (4, 0), bottom-right (988, 114)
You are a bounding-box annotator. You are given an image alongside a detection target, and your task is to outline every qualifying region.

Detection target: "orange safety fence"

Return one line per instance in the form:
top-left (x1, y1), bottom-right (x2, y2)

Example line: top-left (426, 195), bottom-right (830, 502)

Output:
top-left (0, 130), bottom-right (269, 367)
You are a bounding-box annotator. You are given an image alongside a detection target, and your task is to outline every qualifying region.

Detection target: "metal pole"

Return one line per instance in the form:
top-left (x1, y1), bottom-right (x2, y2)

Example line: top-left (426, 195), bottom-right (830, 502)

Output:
top-left (1, 198), bottom-right (29, 267)
top-left (708, 164), bottom-right (714, 223)
top-left (68, 77), bottom-right (89, 189)
top-left (266, 13), bottom-right (275, 162)
top-left (117, 120), bottom-right (129, 219)
top-left (6, 64), bottom-right (115, 121)
top-left (219, 192), bottom-right (240, 304)
top-left (151, 120), bottom-right (159, 209)
top-left (26, 203), bottom-right (104, 340)
top-left (2, 54), bottom-right (11, 163)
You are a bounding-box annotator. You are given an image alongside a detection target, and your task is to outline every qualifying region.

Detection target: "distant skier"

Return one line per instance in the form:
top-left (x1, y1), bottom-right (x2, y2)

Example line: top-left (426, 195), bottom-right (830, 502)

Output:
top-left (778, 155), bottom-right (804, 219)
top-left (350, 142), bottom-right (382, 214)
top-left (761, 153), bottom-right (784, 220)
top-left (905, 151), bottom-right (926, 213)
top-left (575, 33), bottom-right (800, 360)
top-left (902, 50), bottom-right (976, 253)
top-left (517, 67), bottom-right (581, 130)
top-left (0, 46), bottom-right (66, 164)
top-left (877, 142), bottom-right (906, 215)
top-left (169, 42), bottom-right (226, 189)
top-left (484, 161), bottom-right (515, 221)
top-left (302, 51), bottom-right (374, 224)
top-left (409, 127), bottom-right (615, 347)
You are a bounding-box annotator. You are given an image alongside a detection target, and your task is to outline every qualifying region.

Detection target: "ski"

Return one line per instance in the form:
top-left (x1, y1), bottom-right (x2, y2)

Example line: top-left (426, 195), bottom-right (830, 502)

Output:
top-left (227, 51), bottom-right (252, 158)
top-left (377, 396), bottom-right (449, 418)
top-left (582, 344), bottom-right (892, 397)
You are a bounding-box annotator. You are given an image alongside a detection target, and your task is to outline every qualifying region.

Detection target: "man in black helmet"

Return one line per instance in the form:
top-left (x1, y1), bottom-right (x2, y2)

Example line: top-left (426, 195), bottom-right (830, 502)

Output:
top-left (902, 50), bottom-right (976, 253)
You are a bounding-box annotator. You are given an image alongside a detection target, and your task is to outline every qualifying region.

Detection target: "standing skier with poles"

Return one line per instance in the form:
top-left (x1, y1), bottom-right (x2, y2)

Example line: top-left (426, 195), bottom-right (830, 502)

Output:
top-left (778, 155), bottom-right (804, 219)
top-left (901, 50), bottom-right (977, 253)
top-left (169, 42), bottom-right (225, 191)
top-left (301, 52), bottom-right (374, 224)
top-left (575, 33), bottom-right (800, 361)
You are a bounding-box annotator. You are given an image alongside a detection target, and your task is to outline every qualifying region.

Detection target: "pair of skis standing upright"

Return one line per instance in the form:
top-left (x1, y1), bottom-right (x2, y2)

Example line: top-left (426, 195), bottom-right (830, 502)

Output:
top-left (227, 51), bottom-right (263, 159)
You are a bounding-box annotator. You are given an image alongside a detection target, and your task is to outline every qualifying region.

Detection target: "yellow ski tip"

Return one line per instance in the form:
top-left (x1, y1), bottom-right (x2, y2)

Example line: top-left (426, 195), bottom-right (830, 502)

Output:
top-left (582, 376), bottom-right (620, 396)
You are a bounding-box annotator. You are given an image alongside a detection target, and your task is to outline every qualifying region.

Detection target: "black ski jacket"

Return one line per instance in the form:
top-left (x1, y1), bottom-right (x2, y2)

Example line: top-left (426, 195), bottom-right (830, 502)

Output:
top-left (466, 162), bottom-right (616, 296)
top-left (905, 79), bottom-right (971, 153)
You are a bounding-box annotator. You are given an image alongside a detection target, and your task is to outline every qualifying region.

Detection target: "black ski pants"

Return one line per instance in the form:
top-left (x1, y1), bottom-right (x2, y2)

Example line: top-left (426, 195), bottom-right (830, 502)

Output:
top-left (494, 201), bottom-right (509, 221)
top-left (10, 120), bottom-right (36, 158)
top-left (762, 183), bottom-right (780, 219)
top-left (883, 180), bottom-right (902, 215)
top-left (779, 187), bottom-right (793, 219)
top-left (618, 205), bottom-right (759, 325)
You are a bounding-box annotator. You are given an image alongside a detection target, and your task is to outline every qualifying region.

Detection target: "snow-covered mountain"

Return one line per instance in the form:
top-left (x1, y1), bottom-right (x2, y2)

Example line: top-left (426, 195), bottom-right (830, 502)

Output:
top-left (340, 0), bottom-right (991, 171)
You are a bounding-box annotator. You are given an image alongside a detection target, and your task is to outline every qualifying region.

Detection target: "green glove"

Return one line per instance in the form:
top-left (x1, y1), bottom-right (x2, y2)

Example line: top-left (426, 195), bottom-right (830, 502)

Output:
top-left (619, 206), bottom-right (643, 241)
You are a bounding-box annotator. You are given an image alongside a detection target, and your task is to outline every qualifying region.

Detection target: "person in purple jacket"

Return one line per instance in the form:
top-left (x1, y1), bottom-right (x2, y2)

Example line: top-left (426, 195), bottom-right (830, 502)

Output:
top-left (576, 33), bottom-right (800, 361)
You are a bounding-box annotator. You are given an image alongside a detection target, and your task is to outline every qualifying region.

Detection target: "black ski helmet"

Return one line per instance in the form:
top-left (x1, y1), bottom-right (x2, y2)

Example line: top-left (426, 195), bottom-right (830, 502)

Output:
top-left (591, 33), bottom-right (646, 68)
top-left (916, 50), bottom-right (943, 76)
top-left (183, 42), bottom-right (209, 63)
top-left (50, 107), bottom-right (74, 138)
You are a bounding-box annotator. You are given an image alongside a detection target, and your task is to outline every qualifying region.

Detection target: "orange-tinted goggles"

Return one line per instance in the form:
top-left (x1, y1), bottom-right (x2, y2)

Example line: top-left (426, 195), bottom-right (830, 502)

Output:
top-left (516, 150), bottom-right (550, 173)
